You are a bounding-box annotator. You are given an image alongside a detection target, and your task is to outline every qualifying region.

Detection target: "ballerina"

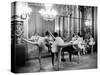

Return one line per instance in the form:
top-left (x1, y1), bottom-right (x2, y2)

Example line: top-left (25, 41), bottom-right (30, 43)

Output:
top-left (22, 31), bottom-right (50, 71)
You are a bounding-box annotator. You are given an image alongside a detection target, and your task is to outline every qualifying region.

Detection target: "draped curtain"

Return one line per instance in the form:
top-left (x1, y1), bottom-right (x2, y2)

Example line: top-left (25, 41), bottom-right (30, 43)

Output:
top-left (55, 5), bottom-right (80, 38)
top-left (55, 5), bottom-right (97, 40)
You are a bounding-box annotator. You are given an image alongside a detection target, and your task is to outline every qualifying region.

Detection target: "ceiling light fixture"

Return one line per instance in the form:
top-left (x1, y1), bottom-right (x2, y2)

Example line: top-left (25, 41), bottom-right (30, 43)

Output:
top-left (39, 4), bottom-right (58, 21)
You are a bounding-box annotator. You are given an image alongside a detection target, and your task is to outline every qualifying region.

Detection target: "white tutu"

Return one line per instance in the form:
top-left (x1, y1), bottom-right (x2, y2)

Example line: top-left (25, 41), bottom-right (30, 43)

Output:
top-left (89, 38), bottom-right (95, 45)
top-left (89, 42), bottom-right (95, 45)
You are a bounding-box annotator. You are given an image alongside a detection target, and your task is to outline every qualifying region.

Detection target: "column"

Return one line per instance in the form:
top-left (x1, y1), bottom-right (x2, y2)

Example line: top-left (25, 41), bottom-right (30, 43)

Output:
top-left (23, 14), bottom-right (29, 39)
top-left (76, 6), bottom-right (79, 33)
top-left (71, 5), bottom-right (74, 36)
top-left (55, 15), bottom-right (59, 33)
top-left (60, 16), bottom-right (63, 37)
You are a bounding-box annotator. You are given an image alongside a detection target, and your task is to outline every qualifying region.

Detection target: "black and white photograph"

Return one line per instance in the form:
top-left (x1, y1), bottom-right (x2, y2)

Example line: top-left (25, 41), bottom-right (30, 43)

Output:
top-left (11, 1), bottom-right (97, 73)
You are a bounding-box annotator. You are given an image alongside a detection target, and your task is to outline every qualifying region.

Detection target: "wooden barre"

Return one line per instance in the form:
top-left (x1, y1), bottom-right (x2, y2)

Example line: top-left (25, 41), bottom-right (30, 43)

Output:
top-left (22, 38), bottom-right (39, 46)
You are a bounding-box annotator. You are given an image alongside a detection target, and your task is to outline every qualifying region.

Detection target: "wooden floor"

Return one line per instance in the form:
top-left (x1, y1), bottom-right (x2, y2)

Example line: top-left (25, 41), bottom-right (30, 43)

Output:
top-left (15, 52), bottom-right (97, 73)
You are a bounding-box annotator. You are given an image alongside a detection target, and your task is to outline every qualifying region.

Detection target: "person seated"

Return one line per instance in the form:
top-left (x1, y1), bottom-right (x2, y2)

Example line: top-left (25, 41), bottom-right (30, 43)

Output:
top-left (72, 33), bottom-right (88, 55)
top-left (77, 35), bottom-right (86, 55)
top-left (72, 34), bottom-right (78, 44)
top-left (62, 31), bottom-right (69, 41)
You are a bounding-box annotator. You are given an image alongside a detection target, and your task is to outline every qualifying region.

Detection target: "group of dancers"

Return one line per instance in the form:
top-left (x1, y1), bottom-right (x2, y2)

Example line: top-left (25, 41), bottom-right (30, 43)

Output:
top-left (22, 31), bottom-right (95, 69)
top-left (28, 31), bottom-right (95, 55)
top-left (71, 33), bottom-right (95, 55)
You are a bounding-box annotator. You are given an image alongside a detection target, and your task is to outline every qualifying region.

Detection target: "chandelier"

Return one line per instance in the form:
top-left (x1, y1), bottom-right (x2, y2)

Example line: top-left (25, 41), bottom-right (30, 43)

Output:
top-left (39, 4), bottom-right (58, 21)
top-left (16, 2), bottom-right (32, 19)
